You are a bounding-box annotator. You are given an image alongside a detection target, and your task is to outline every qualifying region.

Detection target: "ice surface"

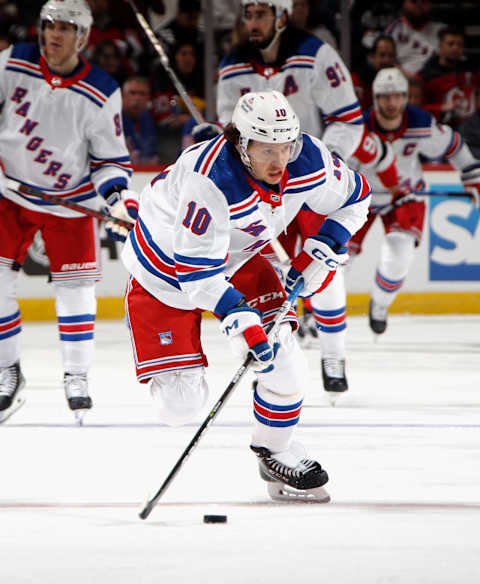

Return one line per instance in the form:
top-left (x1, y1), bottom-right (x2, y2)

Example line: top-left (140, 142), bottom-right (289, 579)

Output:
top-left (1, 315), bottom-right (479, 583)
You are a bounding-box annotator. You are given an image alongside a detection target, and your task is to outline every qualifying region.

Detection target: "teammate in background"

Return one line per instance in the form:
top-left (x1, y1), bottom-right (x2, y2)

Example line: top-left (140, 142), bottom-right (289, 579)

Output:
top-left (350, 68), bottom-right (480, 334)
top-left (122, 91), bottom-right (370, 500)
top-left (215, 0), bottom-right (365, 394)
top-left (0, 0), bottom-right (138, 424)
top-left (217, 0), bottom-right (363, 160)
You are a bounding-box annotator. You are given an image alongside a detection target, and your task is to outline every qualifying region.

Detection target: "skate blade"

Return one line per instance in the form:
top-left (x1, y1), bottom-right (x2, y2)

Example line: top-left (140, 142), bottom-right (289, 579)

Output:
top-left (0, 394), bottom-right (26, 424)
top-left (298, 335), bottom-right (312, 349)
top-left (267, 481), bottom-right (331, 503)
top-left (73, 409), bottom-right (89, 426)
top-left (326, 391), bottom-right (346, 407)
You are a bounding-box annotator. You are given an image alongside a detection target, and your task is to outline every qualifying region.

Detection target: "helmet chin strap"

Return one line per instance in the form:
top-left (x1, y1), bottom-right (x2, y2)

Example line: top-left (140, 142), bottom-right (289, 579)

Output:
top-left (260, 17), bottom-right (286, 57)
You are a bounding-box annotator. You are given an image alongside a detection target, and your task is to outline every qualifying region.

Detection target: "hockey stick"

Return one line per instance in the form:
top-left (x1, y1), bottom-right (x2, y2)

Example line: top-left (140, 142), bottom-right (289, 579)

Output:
top-left (138, 278), bottom-right (304, 520)
top-left (124, 0), bottom-right (205, 124)
top-left (5, 179), bottom-right (135, 230)
top-left (373, 190), bottom-right (479, 216)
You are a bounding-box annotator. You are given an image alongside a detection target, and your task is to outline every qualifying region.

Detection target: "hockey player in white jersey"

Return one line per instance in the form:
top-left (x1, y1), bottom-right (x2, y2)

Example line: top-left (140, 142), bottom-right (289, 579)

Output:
top-left (350, 68), bottom-right (480, 334)
top-left (217, 0), bottom-right (363, 161)
top-left (0, 0), bottom-right (138, 424)
top-left (122, 90), bottom-right (371, 500)
top-left (214, 0), bottom-right (405, 397)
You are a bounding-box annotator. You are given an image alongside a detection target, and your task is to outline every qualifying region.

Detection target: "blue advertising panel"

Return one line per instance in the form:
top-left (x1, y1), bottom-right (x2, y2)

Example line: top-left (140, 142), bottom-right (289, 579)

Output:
top-left (429, 193), bottom-right (480, 281)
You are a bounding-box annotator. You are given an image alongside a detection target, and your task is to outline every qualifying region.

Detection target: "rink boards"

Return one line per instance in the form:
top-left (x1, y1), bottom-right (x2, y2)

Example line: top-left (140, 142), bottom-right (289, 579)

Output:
top-left (16, 165), bottom-right (480, 319)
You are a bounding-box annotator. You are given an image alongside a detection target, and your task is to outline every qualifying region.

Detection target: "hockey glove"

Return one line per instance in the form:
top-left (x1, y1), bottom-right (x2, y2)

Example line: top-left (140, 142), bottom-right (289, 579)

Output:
top-left (285, 235), bottom-right (348, 298)
top-left (461, 163), bottom-right (480, 208)
top-left (191, 122), bottom-right (223, 143)
top-left (220, 303), bottom-right (274, 366)
top-left (391, 190), bottom-right (425, 231)
top-left (104, 189), bottom-right (139, 242)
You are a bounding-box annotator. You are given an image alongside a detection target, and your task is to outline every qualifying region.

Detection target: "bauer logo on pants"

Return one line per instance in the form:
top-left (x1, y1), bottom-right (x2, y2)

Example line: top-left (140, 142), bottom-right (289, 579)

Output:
top-left (158, 331), bottom-right (173, 345)
top-left (429, 196), bottom-right (480, 281)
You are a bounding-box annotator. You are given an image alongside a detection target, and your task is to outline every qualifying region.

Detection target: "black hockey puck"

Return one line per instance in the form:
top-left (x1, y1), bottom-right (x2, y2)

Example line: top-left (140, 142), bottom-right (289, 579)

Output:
top-left (203, 514), bottom-right (227, 524)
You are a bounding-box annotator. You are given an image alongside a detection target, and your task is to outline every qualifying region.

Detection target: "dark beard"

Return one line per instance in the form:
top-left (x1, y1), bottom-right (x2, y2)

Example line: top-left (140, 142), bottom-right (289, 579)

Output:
top-left (249, 35), bottom-right (275, 50)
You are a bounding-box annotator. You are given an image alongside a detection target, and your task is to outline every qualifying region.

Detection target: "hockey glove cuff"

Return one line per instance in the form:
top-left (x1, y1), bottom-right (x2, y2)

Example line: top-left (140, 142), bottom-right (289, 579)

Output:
top-left (220, 305), bottom-right (274, 366)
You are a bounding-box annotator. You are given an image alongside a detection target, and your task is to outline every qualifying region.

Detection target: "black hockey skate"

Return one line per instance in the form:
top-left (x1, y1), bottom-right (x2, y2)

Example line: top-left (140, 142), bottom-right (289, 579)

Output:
top-left (64, 373), bottom-right (92, 425)
top-left (369, 300), bottom-right (387, 335)
top-left (0, 361), bottom-right (26, 423)
top-left (322, 358), bottom-right (348, 405)
top-left (251, 444), bottom-right (330, 502)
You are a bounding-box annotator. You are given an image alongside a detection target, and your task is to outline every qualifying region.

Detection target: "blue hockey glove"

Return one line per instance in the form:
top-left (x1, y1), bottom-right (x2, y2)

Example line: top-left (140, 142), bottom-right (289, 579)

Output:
top-left (191, 122), bottom-right (223, 143)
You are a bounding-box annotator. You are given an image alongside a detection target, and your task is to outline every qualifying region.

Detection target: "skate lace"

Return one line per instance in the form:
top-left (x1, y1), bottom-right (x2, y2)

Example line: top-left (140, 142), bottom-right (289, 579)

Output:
top-left (64, 374), bottom-right (88, 399)
top-left (370, 302), bottom-right (387, 321)
top-left (0, 365), bottom-right (19, 396)
top-left (268, 457), bottom-right (317, 478)
top-left (323, 358), bottom-right (345, 379)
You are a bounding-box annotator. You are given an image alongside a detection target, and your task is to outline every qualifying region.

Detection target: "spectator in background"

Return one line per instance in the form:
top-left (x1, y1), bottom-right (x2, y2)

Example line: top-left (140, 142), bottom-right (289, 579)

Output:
top-left (122, 77), bottom-right (159, 166)
top-left (408, 76), bottom-right (424, 106)
top-left (385, 0), bottom-right (445, 78)
top-left (352, 34), bottom-right (397, 110)
top-left (157, 0), bottom-right (204, 53)
top-left (459, 89), bottom-right (480, 159)
top-left (0, 1), bottom-right (31, 44)
top-left (151, 41), bottom-right (205, 163)
top-left (0, 24), bottom-right (13, 51)
top-left (418, 27), bottom-right (479, 129)
top-left (91, 39), bottom-right (132, 86)
top-left (86, 0), bottom-right (145, 73)
top-left (290, 0), bottom-right (338, 48)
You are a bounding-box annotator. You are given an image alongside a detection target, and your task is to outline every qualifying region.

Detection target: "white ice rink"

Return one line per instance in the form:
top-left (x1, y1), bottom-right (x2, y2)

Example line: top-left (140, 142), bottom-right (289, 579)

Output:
top-left (1, 314), bottom-right (480, 584)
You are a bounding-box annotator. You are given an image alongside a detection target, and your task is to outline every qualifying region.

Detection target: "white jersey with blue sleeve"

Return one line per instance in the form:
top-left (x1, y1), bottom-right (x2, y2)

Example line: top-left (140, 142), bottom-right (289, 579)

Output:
top-left (122, 133), bottom-right (370, 315)
top-left (361, 105), bottom-right (478, 195)
top-left (217, 29), bottom-right (364, 161)
top-left (0, 43), bottom-right (132, 217)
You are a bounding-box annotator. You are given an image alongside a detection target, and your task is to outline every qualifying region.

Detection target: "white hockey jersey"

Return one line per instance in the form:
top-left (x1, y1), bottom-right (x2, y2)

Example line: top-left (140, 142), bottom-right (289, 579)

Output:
top-left (217, 28), bottom-right (363, 161)
top-left (0, 43), bottom-right (132, 217)
top-left (122, 133), bottom-right (371, 314)
top-left (360, 105), bottom-right (477, 196)
top-left (385, 18), bottom-right (445, 75)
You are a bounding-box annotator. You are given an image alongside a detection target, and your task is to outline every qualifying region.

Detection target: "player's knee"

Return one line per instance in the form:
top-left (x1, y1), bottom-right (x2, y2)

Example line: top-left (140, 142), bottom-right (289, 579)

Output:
top-left (256, 324), bottom-right (308, 398)
top-left (150, 367), bottom-right (209, 426)
top-left (311, 267), bottom-right (345, 307)
top-left (384, 231), bottom-right (415, 264)
top-left (54, 280), bottom-right (96, 314)
top-left (0, 265), bottom-right (18, 300)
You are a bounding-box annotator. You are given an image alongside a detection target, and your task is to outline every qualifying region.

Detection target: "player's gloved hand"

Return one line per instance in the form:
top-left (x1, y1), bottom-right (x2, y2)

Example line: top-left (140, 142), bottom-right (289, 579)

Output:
top-left (104, 189), bottom-right (139, 242)
top-left (461, 163), bottom-right (480, 208)
top-left (392, 189), bottom-right (424, 230)
top-left (220, 301), bottom-right (274, 366)
top-left (191, 122), bottom-right (223, 143)
top-left (285, 235), bottom-right (348, 298)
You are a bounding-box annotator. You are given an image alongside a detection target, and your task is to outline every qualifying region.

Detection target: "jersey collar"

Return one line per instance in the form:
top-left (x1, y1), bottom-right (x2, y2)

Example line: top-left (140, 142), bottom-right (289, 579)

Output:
top-left (244, 169), bottom-right (289, 208)
top-left (370, 109), bottom-right (408, 142)
top-left (39, 55), bottom-right (91, 89)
